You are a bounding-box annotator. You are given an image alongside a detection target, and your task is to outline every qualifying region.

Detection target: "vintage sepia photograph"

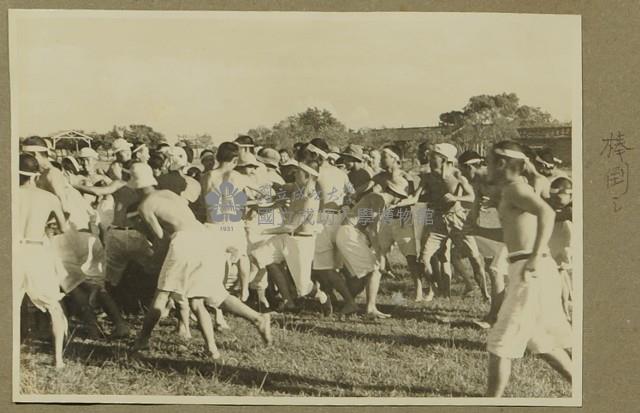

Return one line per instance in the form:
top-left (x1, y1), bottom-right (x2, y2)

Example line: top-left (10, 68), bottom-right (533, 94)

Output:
top-left (10, 10), bottom-right (582, 404)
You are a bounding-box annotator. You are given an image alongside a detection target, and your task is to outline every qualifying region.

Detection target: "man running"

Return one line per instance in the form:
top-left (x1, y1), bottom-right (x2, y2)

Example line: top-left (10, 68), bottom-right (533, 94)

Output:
top-left (484, 140), bottom-right (572, 397)
top-left (129, 163), bottom-right (271, 358)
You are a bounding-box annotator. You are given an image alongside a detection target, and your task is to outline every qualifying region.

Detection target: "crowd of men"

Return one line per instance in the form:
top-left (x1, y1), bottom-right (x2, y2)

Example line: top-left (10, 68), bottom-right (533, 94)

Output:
top-left (17, 132), bottom-right (574, 396)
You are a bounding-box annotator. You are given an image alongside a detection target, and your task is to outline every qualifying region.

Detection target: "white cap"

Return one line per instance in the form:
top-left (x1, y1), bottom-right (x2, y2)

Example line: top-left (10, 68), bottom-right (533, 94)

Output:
top-left (433, 143), bottom-right (458, 162)
top-left (78, 147), bottom-right (99, 159)
top-left (168, 146), bottom-right (188, 171)
top-left (112, 138), bottom-right (133, 153)
top-left (127, 163), bottom-right (158, 189)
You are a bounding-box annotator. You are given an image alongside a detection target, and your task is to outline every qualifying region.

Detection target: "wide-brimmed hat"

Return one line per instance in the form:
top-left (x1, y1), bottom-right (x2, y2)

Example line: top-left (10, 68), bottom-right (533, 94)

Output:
top-left (256, 148), bottom-right (281, 168)
top-left (78, 147), bottom-right (99, 159)
top-left (127, 163), bottom-right (158, 189)
top-left (168, 146), bottom-right (188, 171)
top-left (432, 143), bottom-right (457, 163)
top-left (112, 138), bottom-right (133, 154)
top-left (341, 144), bottom-right (365, 162)
top-left (237, 152), bottom-right (263, 168)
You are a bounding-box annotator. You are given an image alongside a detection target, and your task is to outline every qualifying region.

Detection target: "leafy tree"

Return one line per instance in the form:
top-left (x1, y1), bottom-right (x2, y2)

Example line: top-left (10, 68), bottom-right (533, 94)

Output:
top-left (245, 107), bottom-right (355, 149)
top-left (440, 93), bottom-right (559, 148)
top-left (177, 133), bottom-right (215, 149)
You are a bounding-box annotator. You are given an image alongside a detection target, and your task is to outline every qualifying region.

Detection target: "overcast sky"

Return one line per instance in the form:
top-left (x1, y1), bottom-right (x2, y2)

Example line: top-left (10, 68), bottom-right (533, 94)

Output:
top-left (10, 11), bottom-right (581, 144)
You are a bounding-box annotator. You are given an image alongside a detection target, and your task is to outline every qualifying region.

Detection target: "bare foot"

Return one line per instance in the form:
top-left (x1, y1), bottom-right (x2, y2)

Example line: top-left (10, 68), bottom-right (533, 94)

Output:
top-left (241, 287), bottom-right (250, 302)
top-left (215, 316), bottom-right (230, 331)
top-left (338, 302), bottom-right (359, 316)
top-left (365, 309), bottom-right (391, 319)
top-left (259, 297), bottom-right (271, 309)
top-left (111, 324), bottom-right (131, 339)
top-left (130, 338), bottom-right (150, 352)
top-left (206, 346), bottom-right (221, 360)
top-left (177, 325), bottom-right (192, 340)
top-left (255, 313), bottom-right (272, 345)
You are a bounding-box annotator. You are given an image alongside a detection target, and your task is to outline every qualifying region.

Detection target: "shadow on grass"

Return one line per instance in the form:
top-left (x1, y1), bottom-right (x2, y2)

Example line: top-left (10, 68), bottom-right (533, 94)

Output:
top-left (24, 339), bottom-right (482, 397)
top-left (271, 318), bottom-right (485, 352)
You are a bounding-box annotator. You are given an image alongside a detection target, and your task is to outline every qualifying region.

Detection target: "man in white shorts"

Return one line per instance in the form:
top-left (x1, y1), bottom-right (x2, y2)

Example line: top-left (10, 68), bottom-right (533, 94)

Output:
top-left (17, 154), bottom-right (69, 368)
top-left (369, 145), bottom-right (426, 301)
top-left (249, 160), bottom-right (329, 313)
top-left (303, 139), bottom-right (359, 315)
top-left (201, 142), bottom-right (256, 302)
top-left (336, 174), bottom-right (411, 319)
top-left (128, 163), bottom-right (271, 359)
top-left (22, 137), bottom-right (114, 338)
top-left (484, 141), bottom-right (572, 397)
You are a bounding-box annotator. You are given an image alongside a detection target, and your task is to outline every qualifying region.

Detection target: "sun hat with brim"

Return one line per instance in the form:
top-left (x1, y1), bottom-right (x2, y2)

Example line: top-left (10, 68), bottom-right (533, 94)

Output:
top-left (237, 152), bottom-right (263, 168)
top-left (256, 148), bottom-right (281, 168)
top-left (341, 144), bottom-right (365, 162)
top-left (112, 138), bottom-right (133, 154)
top-left (168, 146), bottom-right (188, 171)
top-left (280, 159), bottom-right (299, 167)
top-left (297, 162), bottom-right (319, 178)
top-left (127, 163), bottom-right (158, 189)
top-left (78, 147), bottom-right (99, 159)
top-left (432, 143), bottom-right (458, 163)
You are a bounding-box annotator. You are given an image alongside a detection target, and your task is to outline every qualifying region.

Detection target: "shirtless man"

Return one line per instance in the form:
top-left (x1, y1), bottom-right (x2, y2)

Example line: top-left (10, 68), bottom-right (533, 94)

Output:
top-left (304, 138), bottom-right (359, 315)
top-left (22, 137), bottom-right (109, 338)
top-left (129, 163), bottom-right (271, 358)
top-left (74, 171), bottom-right (160, 338)
top-left (372, 145), bottom-right (423, 301)
top-left (250, 160), bottom-right (330, 313)
top-left (418, 143), bottom-right (484, 299)
top-left (335, 174), bottom-right (410, 319)
top-left (485, 141), bottom-right (572, 397)
top-left (17, 154), bottom-right (69, 368)
top-left (201, 142), bottom-right (256, 302)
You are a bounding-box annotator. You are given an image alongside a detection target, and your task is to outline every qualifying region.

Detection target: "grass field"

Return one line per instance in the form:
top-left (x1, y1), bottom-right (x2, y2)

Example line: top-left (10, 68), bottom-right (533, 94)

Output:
top-left (19, 251), bottom-right (572, 399)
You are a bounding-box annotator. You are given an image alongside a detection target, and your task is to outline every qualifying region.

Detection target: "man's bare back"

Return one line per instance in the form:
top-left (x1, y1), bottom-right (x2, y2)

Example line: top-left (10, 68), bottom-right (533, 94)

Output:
top-left (19, 186), bottom-right (66, 240)
top-left (138, 190), bottom-right (202, 239)
top-left (317, 163), bottom-right (351, 210)
top-left (202, 168), bottom-right (249, 195)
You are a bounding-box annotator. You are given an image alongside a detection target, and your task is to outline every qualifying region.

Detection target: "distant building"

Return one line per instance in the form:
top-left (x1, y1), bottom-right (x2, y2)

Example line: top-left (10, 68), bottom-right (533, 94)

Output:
top-left (361, 124), bottom-right (573, 166)
top-left (517, 125), bottom-right (572, 166)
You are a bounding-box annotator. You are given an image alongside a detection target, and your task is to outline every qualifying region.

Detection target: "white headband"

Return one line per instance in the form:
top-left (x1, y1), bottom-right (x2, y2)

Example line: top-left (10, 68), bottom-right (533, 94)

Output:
top-left (22, 145), bottom-right (49, 153)
top-left (535, 155), bottom-right (555, 168)
top-left (494, 148), bottom-right (528, 160)
top-left (306, 143), bottom-right (328, 159)
top-left (19, 170), bottom-right (40, 177)
top-left (132, 143), bottom-right (147, 154)
top-left (383, 147), bottom-right (401, 162)
top-left (463, 158), bottom-right (482, 165)
top-left (549, 188), bottom-right (572, 195)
